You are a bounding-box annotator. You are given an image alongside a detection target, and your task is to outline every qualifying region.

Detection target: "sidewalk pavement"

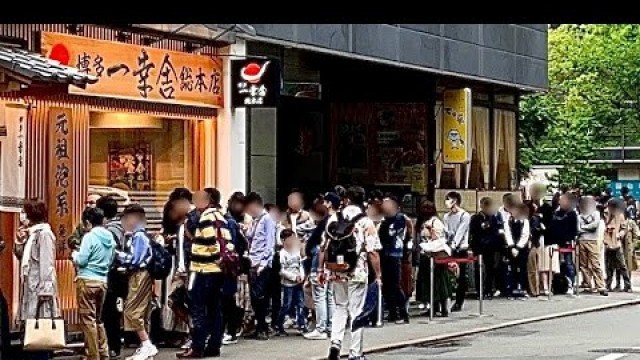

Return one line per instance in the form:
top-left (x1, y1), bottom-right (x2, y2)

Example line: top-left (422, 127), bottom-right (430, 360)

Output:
top-left (153, 286), bottom-right (640, 359)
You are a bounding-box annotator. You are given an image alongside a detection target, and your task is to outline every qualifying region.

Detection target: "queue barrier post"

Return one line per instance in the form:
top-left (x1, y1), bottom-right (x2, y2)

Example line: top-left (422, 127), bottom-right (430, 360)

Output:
top-left (548, 246), bottom-right (553, 301)
top-left (478, 254), bottom-right (484, 316)
top-left (429, 256), bottom-right (435, 321)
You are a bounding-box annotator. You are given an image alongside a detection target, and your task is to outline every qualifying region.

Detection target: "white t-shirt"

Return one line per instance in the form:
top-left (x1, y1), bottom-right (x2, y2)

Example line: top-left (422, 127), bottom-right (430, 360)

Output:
top-left (322, 205), bottom-right (382, 282)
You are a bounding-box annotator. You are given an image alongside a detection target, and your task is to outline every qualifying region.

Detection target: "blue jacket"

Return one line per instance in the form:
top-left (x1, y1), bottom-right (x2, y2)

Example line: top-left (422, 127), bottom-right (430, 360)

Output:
top-left (116, 227), bottom-right (153, 270)
top-left (73, 227), bottom-right (116, 283)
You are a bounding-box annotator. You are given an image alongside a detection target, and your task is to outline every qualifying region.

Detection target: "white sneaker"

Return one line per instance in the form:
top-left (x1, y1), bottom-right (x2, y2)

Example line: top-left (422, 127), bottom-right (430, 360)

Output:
top-left (304, 329), bottom-right (328, 340)
top-left (418, 303), bottom-right (425, 310)
top-left (566, 288), bottom-right (575, 296)
top-left (126, 344), bottom-right (158, 360)
top-left (284, 317), bottom-right (295, 329)
top-left (222, 334), bottom-right (238, 345)
top-left (181, 339), bottom-right (192, 350)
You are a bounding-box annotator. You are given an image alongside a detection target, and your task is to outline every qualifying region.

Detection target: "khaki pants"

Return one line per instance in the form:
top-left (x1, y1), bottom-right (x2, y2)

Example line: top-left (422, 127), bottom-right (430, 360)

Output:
top-left (578, 241), bottom-right (605, 290)
top-left (124, 270), bottom-right (153, 332)
top-left (527, 246), bottom-right (541, 296)
top-left (76, 278), bottom-right (108, 360)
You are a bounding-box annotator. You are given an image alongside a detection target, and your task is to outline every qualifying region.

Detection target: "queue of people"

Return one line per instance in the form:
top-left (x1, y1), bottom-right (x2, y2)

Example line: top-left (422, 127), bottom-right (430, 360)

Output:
top-left (12, 183), bottom-right (638, 360)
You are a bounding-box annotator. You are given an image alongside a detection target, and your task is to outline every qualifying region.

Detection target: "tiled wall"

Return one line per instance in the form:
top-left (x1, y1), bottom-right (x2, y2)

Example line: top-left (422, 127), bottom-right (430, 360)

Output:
top-left (250, 24), bottom-right (548, 89)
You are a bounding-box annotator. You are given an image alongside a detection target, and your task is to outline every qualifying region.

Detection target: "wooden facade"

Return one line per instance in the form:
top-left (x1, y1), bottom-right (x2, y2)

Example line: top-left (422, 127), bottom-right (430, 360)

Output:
top-left (0, 24), bottom-right (223, 326)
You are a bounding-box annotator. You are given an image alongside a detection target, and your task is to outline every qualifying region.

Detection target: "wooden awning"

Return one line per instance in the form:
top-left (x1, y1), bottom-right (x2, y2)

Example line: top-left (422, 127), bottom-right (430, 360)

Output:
top-left (0, 46), bottom-right (98, 92)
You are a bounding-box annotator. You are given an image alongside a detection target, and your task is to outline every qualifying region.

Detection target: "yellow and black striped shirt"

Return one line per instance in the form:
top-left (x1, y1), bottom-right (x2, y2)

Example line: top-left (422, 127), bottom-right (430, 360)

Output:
top-left (191, 208), bottom-right (232, 273)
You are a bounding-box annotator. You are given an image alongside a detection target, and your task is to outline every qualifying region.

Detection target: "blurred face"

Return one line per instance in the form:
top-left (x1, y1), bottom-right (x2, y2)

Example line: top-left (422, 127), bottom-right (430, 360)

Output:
top-left (283, 235), bottom-right (299, 251)
top-left (382, 199), bottom-right (398, 216)
top-left (367, 204), bottom-right (381, 218)
top-left (481, 202), bottom-right (495, 215)
top-left (85, 194), bottom-right (101, 209)
top-left (559, 195), bottom-right (571, 210)
top-left (268, 208), bottom-right (281, 222)
top-left (230, 200), bottom-right (245, 215)
top-left (245, 202), bottom-right (261, 218)
top-left (122, 213), bottom-right (144, 232)
top-left (288, 193), bottom-right (303, 212)
top-left (193, 191), bottom-right (210, 211)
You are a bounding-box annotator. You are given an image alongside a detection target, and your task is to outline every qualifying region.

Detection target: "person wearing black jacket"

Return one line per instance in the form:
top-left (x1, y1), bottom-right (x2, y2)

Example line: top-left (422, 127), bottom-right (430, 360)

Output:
top-left (548, 193), bottom-right (579, 293)
top-left (470, 197), bottom-right (500, 299)
top-left (96, 195), bottom-right (127, 359)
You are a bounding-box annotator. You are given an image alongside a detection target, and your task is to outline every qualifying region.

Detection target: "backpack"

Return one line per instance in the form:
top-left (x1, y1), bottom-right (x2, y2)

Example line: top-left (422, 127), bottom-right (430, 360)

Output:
top-left (218, 214), bottom-right (241, 278)
top-left (147, 235), bottom-right (173, 280)
top-left (552, 273), bottom-right (569, 295)
top-left (325, 212), bottom-right (367, 273)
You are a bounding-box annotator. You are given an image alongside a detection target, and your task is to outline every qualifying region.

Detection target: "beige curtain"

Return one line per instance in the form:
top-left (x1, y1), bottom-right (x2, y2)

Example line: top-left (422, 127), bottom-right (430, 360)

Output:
top-left (494, 110), bottom-right (517, 190)
top-left (473, 107), bottom-right (490, 188)
top-left (436, 102), bottom-right (443, 188)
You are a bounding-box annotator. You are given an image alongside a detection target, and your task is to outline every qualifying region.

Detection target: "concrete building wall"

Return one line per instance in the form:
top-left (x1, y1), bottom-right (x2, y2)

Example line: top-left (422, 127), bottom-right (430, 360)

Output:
top-left (248, 24), bottom-right (548, 90)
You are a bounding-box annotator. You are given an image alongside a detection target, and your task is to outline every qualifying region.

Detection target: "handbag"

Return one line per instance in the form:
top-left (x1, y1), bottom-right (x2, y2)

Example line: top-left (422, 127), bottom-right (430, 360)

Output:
top-left (23, 299), bottom-right (66, 351)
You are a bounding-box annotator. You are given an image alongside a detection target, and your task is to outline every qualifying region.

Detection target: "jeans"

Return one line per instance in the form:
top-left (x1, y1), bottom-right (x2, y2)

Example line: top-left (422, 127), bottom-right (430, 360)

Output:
top-left (189, 273), bottom-right (224, 353)
top-left (250, 267), bottom-right (272, 334)
top-left (29, 351), bottom-right (49, 360)
top-left (381, 256), bottom-right (407, 320)
top-left (452, 250), bottom-right (468, 306)
top-left (330, 280), bottom-right (367, 357)
top-left (311, 273), bottom-right (334, 333)
top-left (277, 285), bottom-right (306, 331)
top-left (559, 250), bottom-right (576, 286)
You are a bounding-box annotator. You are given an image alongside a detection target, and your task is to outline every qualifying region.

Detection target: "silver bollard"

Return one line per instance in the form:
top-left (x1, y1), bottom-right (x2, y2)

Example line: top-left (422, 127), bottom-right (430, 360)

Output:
top-left (574, 241), bottom-right (579, 297)
top-left (377, 279), bottom-right (383, 327)
top-left (429, 255), bottom-right (435, 321)
top-left (548, 247), bottom-right (553, 301)
top-left (478, 254), bottom-right (484, 316)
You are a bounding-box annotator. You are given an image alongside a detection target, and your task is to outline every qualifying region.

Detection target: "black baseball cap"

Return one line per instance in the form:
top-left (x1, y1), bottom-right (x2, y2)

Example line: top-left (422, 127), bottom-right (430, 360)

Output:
top-left (323, 192), bottom-right (341, 209)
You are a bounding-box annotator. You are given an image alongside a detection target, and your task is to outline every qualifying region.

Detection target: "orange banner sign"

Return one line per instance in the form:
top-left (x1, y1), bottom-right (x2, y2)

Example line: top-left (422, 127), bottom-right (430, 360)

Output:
top-left (41, 32), bottom-right (223, 108)
top-left (48, 107), bottom-right (75, 258)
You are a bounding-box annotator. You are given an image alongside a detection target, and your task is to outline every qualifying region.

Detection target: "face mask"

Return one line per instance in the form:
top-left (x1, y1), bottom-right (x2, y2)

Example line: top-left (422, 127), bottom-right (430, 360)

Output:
top-left (445, 199), bottom-right (455, 209)
top-left (19, 211), bottom-right (27, 224)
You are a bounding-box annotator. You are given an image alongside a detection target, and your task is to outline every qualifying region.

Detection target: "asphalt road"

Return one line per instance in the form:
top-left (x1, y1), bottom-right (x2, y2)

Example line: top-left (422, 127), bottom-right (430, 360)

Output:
top-left (370, 305), bottom-right (640, 360)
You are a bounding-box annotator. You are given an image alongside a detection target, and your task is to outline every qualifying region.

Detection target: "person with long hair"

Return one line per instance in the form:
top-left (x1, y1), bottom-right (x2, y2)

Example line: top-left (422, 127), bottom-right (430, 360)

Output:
top-left (414, 200), bottom-right (453, 317)
top-left (604, 200), bottom-right (632, 292)
top-left (14, 200), bottom-right (59, 360)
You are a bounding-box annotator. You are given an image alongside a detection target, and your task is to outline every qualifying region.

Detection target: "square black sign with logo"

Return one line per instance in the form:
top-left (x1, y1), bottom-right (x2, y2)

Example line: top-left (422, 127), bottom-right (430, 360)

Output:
top-left (231, 58), bottom-right (281, 107)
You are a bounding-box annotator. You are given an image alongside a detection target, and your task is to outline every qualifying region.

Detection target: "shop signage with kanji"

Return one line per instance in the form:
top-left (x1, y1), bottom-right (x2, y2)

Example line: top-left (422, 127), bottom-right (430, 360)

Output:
top-left (231, 58), bottom-right (280, 107)
top-left (442, 88), bottom-right (472, 164)
top-left (49, 107), bottom-right (74, 257)
top-left (40, 32), bottom-right (223, 108)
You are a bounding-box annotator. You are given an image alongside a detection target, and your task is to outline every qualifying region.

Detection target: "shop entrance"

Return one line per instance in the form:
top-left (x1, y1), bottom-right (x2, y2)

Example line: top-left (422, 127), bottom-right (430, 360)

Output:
top-left (88, 111), bottom-right (199, 231)
top-left (276, 96), bottom-right (327, 205)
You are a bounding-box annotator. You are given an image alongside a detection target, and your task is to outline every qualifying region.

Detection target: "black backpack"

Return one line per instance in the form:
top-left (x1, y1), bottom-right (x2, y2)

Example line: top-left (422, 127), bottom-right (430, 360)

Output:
top-left (552, 273), bottom-right (570, 295)
top-left (325, 212), bottom-right (366, 273)
top-left (147, 236), bottom-right (173, 280)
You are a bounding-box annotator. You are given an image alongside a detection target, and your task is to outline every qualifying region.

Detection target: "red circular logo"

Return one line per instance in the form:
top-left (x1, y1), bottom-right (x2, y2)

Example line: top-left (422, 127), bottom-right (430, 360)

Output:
top-left (49, 43), bottom-right (70, 66)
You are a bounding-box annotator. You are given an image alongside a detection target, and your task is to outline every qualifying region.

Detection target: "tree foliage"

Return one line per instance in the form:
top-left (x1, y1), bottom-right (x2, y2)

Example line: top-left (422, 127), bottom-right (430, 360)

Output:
top-left (520, 24), bottom-right (640, 192)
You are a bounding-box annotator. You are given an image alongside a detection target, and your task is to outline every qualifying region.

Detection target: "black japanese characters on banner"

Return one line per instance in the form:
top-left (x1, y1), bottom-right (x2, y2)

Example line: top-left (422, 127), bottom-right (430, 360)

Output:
top-left (231, 58), bottom-right (281, 107)
top-left (49, 107), bottom-right (74, 257)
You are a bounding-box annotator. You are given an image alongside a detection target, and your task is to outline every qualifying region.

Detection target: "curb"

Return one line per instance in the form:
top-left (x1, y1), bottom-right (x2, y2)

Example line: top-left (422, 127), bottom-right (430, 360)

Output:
top-left (311, 298), bottom-right (640, 359)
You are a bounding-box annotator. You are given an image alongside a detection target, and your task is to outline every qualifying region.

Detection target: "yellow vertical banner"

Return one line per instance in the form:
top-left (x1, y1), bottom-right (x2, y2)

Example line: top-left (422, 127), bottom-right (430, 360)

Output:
top-left (442, 88), bottom-right (472, 164)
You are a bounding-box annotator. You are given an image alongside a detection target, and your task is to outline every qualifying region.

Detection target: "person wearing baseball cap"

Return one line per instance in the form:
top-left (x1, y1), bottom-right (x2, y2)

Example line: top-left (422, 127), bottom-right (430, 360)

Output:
top-left (323, 192), bottom-right (341, 211)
